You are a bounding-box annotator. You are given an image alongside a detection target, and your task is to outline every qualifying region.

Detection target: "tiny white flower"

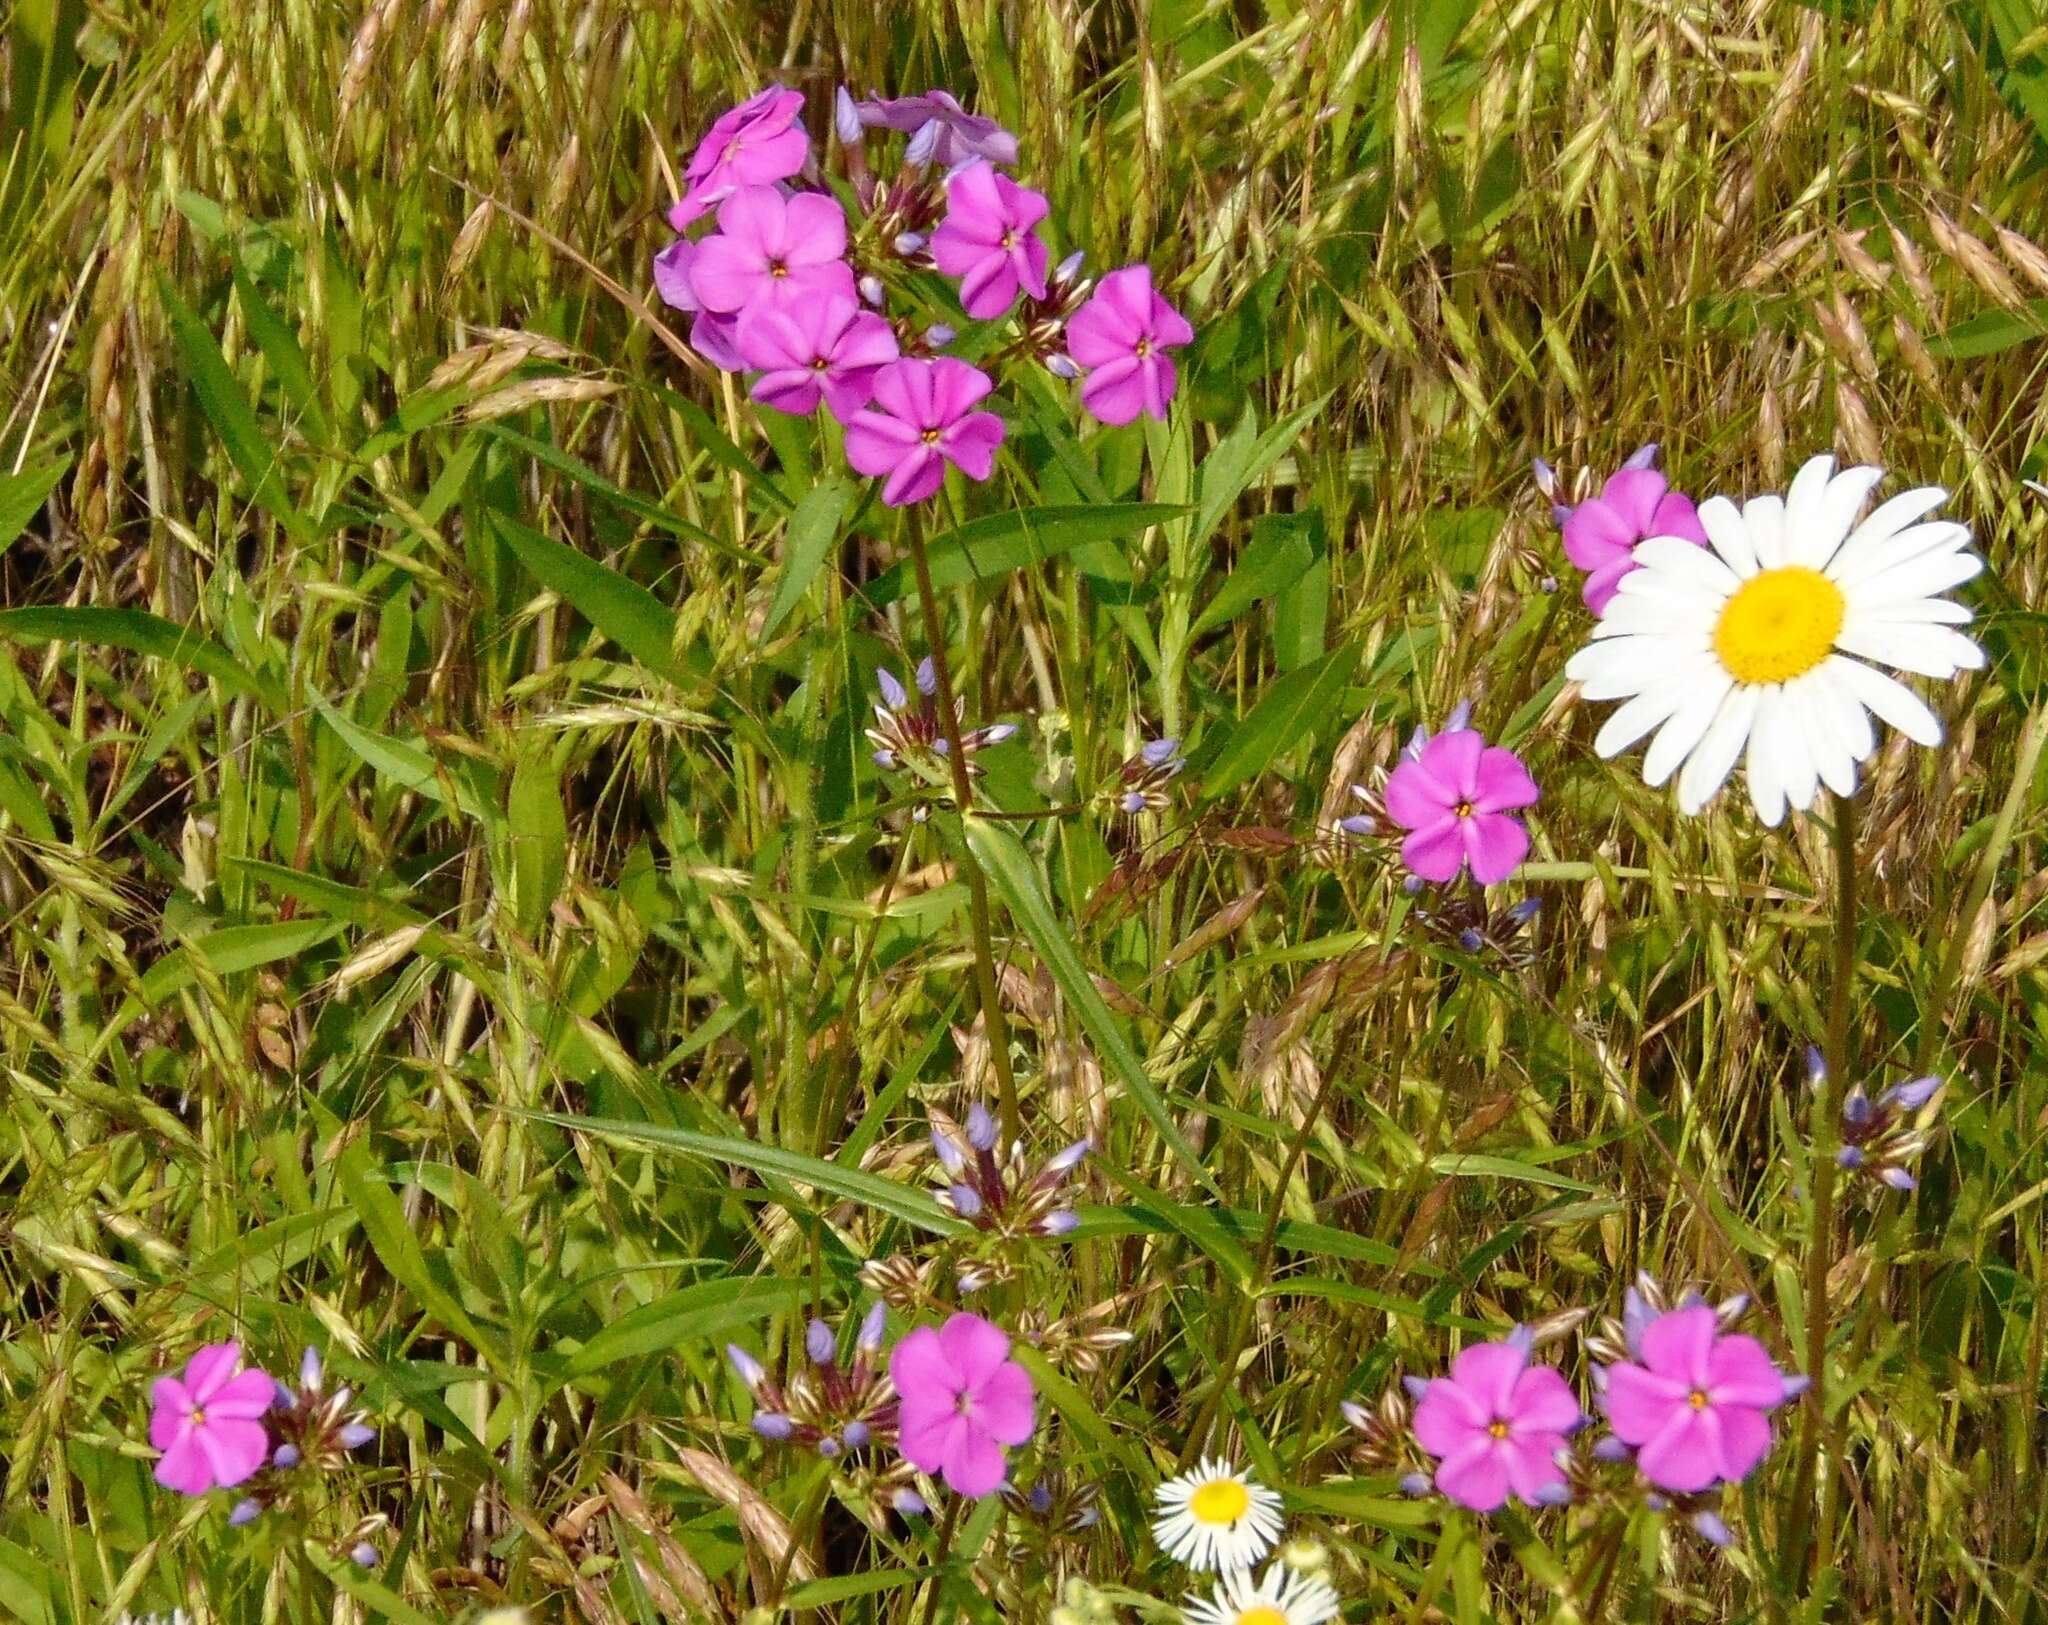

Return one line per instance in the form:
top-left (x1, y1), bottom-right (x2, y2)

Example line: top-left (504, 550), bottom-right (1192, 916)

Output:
top-left (1152, 1457), bottom-right (1285, 1572)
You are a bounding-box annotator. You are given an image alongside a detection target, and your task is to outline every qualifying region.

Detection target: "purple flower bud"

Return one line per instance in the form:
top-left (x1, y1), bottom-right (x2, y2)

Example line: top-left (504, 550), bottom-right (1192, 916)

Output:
top-left (1806, 1046), bottom-right (1827, 1085)
top-left (948, 1182), bottom-right (984, 1217)
top-left (914, 657), bottom-right (937, 696)
top-left (1403, 723), bottom-right (1429, 761)
top-left (1507, 898), bottom-right (1542, 925)
top-left (229, 1498), bottom-right (263, 1526)
top-left (1842, 1089), bottom-right (1874, 1127)
top-left (1621, 442), bottom-right (1661, 472)
top-left (1444, 700), bottom-right (1473, 733)
top-left (877, 667), bottom-right (909, 710)
top-left (1691, 1511), bottom-right (1734, 1548)
top-left (895, 231), bottom-right (927, 255)
top-left (893, 1487), bottom-right (929, 1516)
top-left (1715, 1293), bottom-right (1750, 1323)
top-left (842, 1420), bottom-right (871, 1449)
top-left (807, 1319), bottom-right (837, 1366)
top-left (1140, 736), bottom-right (1181, 767)
top-left (1402, 1375), bottom-right (1432, 1402)
top-left (859, 1301), bottom-right (889, 1352)
top-left (980, 722), bottom-right (1018, 744)
top-left (1592, 1433), bottom-right (1633, 1462)
top-left (1054, 249), bottom-right (1086, 283)
top-left (859, 274), bottom-right (886, 307)
top-left (337, 1424), bottom-right (376, 1450)
top-left (350, 1543), bottom-right (378, 1568)
top-left (727, 1344), bottom-right (767, 1391)
top-left (965, 1102), bottom-right (998, 1151)
top-left (1457, 928), bottom-right (1485, 952)
top-left (1780, 1374), bottom-right (1812, 1401)
top-left (924, 323), bottom-right (956, 347)
top-left (1621, 1287), bottom-right (1655, 1355)
top-left (1540, 574), bottom-right (1559, 593)
top-left (904, 121), bottom-right (940, 167)
top-left (272, 1443), bottom-right (301, 1468)
top-left (1837, 1145), bottom-right (1866, 1169)
top-left (1074, 1506), bottom-right (1101, 1528)
top-left (1883, 1075), bottom-right (1942, 1111)
top-left (1550, 504), bottom-right (1573, 526)
top-left (274, 1380), bottom-right (297, 1410)
top-left (330, 1386), bottom-right (353, 1411)
top-left (1338, 814), bottom-right (1375, 836)
top-left (816, 1434), bottom-right (841, 1458)
top-left (1398, 1472), bottom-right (1433, 1498)
top-left (1402, 873), bottom-right (1425, 894)
top-left (932, 1128), bottom-right (968, 1176)
top-left (1044, 1138), bottom-right (1091, 1175)
top-left (1045, 353), bottom-right (1080, 379)
top-left (1339, 1401), bottom-right (1370, 1430)
top-left (300, 1346), bottom-right (322, 1389)
top-left (1507, 1324), bottom-right (1536, 1358)
top-left (1039, 1210), bottom-right (1079, 1237)
top-left (753, 1411), bottom-right (794, 1440)
top-left (1530, 457), bottom-right (1559, 500)
top-left (1029, 1481), bottom-right (1054, 1513)
top-left (872, 748), bottom-right (900, 769)
top-left (1119, 790), bottom-right (1147, 814)
top-left (1879, 1166), bottom-right (1918, 1192)
top-left (834, 86), bottom-right (863, 147)
top-left (1530, 1481), bottom-right (1572, 1508)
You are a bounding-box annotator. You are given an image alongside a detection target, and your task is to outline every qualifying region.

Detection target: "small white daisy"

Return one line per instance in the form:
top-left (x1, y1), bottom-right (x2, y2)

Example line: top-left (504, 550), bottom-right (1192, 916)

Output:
top-left (1183, 1561), bottom-right (1342, 1625)
top-left (1565, 452), bottom-right (1985, 825)
top-left (1152, 1456), bottom-right (1285, 1572)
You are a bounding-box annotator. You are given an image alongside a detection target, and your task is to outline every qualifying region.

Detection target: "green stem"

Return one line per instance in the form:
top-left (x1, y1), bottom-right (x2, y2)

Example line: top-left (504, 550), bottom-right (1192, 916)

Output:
top-left (903, 509), bottom-right (1023, 1148)
top-left (1785, 789), bottom-right (1858, 1579)
top-left (918, 1493), bottom-right (964, 1625)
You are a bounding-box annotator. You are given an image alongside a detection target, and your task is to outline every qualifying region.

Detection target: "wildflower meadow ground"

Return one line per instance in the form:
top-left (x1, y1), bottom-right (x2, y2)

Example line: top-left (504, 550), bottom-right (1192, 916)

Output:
top-left (2, 3), bottom-right (2046, 1622)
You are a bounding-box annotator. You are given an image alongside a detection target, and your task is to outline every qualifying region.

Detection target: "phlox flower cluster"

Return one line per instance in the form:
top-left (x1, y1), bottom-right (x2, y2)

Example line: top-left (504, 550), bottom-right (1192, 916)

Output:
top-left (654, 82), bottom-right (1195, 508)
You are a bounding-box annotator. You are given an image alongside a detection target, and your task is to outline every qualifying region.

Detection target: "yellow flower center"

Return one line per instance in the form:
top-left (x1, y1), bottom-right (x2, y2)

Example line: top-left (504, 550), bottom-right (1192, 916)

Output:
top-left (1189, 1478), bottom-right (1252, 1525)
top-left (1487, 1419), bottom-right (1510, 1438)
top-left (1711, 566), bottom-right (1845, 685)
top-left (1236, 1610), bottom-right (1289, 1625)
top-left (1689, 1389), bottom-right (1710, 1410)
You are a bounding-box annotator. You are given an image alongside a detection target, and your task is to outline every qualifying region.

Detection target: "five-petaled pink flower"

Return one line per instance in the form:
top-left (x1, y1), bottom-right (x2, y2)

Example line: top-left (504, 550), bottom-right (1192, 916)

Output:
top-left (689, 187), bottom-right (854, 316)
top-left (149, 1340), bottom-right (276, 1496)
top-left (930, 162), bottom-right (1052, 319)
top-left (1383, 726), bottom-right (1539, 886)
top-left (1063, 265), bottom-right (1193, 425)
top-left (671, 87), bottom-right (810, 228)
top-left (1411, 1331), bottom-right (1583, 1512)
top-left (843, 358), bottom-right (1006, 506)
top-left (1558, 447), bottom-right (1710, 615)
top-left (738, 292), bottom-right (900, 418)
top-left (889, 1311), bottom-right (1035, 1497)
top-left (1597, 1304), bottom-right (1794, 1494)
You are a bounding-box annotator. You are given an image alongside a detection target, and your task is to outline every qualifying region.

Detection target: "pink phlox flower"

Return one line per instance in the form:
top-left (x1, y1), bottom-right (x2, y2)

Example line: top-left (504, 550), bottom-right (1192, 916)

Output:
top-left (888, 1311), bottom-right (1035, 1497)
top-left (689, 187), bottom-right (854, 316)
top-left (929, 161), bottom-right (1051, 319)
top-left (149, 1340), bottom-right (277, 1496)
top-left (1063, 265), bottom-right (1193, 425)
top-left (1557, 446), bottom-right (1709, 615)
top-left (856, 89), bottom-right (1020, 169)
top-left (671, 87), bottom-right (809, 228)
top-left (842, 358), bottom-right (1005, 506)
top-left (1382, 726), bottom-right (1539, 886)
top-left (1597, 1304), bottom-right (1796, 1494)
top-left (650, 238), bottom-right (747, 372)
top-left (1410, 1330), bottom-right (1583, 1512)
top-left (738, 291), bottom-right (900, 419)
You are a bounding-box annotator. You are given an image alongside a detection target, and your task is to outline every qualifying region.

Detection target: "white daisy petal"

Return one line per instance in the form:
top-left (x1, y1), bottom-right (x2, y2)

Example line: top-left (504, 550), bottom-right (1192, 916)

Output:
top-left (1850, 548), bottom-right (1984, 604)
top-left (1744, 493), bottom-right (1789, 569)
top-left (1782, 452), bottom-right (1837, 542)
top-left (1826, 489), bottom-right (1953, 578)
top-left (1768, 689), bottom-right (1822, 816)
top-left (1697, 495), bottom-right (1758, 578)
top-left (1799, 464), bottom-right (1886, 569)
top-left (1631, 535), bottom-right (1742, 595)
top-left (1643, 672), bottom-right (1733, 787)
top-left (1790, 671), bottom-right (1859, 797)
top-left (1185, 1563), bottom-right (1342, 1625)
top-left (1852, 595), bottom-right (1975, 626)
top-left (1745, 697), bottom-right (1791, 826)
top-left (1594, 681), bottom-right (1693, 758)
top-left (1827, 656), bottom-right (1944, 747)
top-left (1153, 1459), bottom-right (1285, 1573)
top-left (1829, 521), bottom-right (1974, 591)
top-left (1677, 685), bottom-right (1761, 814)
top-left (1814, 661), bottom-right (1877, 761)
top-left (1835, 618), bottom-right (1985, 679)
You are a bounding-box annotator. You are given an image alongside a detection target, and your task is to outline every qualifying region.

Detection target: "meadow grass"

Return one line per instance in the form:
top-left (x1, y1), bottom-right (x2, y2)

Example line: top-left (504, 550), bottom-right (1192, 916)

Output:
top-left (2, 0), bottom-right (2046, 1620)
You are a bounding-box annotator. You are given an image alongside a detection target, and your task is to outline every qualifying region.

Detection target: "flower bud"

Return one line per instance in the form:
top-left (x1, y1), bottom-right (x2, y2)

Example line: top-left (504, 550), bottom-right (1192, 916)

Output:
top-left (894, 231), bottom-right (926, 256)
top-left (271, 1444), bottom-right (301, 1468)
top-left (229, 1498), bottom-right (263, 1526)
top-left (1045, 353), bottom-right (1079, 379)
top-left (753, 1411), bottom-right (794, 1440)
top-left (338, 1423), bottom-right (376, 1450)
top-left (1039, 1210), bottom-right (1079, 1237)
top-left (842, 1420), bottom-right (871, 1449)
top-left (300, 1346), bottom-right (323, 1389)
top-left (859, 275), bottom-right (886, 307)
top-left (1397, 1471), bottom-right (1433, 1497)
top-left (1054, 249), bottom-right (1086, 284)
top-left (859, 1301), bottom-right (888, 1352)
top-left (948, 1183), bottom-right (984, 1217)
top-left (727, 1344), bottom-right (767, 1391)
top-left (807, 1319), bottom-right (837, 1366)
top-left (924, 323), bottom-right (956, 347)
top-left (965, 1102), bottom-right (998, 1151)
top-left (892, 1486), bottom-right (929, 1515)
top-left (834, 87), bottom-right (863, 148)
top-left (349, 1543), bottom-right (378, 1568)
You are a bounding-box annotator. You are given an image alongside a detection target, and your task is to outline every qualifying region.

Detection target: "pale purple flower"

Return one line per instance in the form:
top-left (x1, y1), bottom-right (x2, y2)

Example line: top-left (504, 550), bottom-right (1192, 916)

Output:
top-left (1410, 1330), bottom-right (1582, 1512)
top-left (670, 87), bottom-right (810, 228)
top-left (737, 292), bottom-right (899, 418)
top-left (1597, 1304), bottom-right (1796, 1494)
top-left (843, 358), bottom-right (1005, 506)
top-left (1064, 265), bottom-right (1193, 425)
top-left (1556, 446), bottom-right (1710, 615)
top-left (149, 1341), bottom-right (276, 1496)
top-left (651, 237), bottom-right (751, 372)
top-left (890, 1312), bottom-right (1035, 1497)
top-left (1383, 726), bottom-right (1539, 886)
top-left (856, 90), bottom-right (1019, 169)
top-left (929, 162), bottom-right (1051, 319)
top-left (690, 187), bottom-right (854, 316)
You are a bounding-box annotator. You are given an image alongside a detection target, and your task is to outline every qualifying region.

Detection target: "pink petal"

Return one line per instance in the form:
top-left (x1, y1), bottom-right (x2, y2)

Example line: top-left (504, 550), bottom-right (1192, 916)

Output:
top-left (941, 1425), bottom-right (1007, 1497)
top-left (196, 1417), bottom-right (270, 1488)
top-left (713, 186), bottom-right (787, 257)
top-left (1640, 1305), bottom-right (1718, 1388)
top-left (209, 1369), bottom-right (281, 1420)
top-left (183, 1342), bottom-right (244, 1404)
top-left (937, 1314), bottom-right (1012, 1387)
top-left (1599, 468), bottom-right (1671, 534)
top-left (688, 236), bottom-right (768, 313)
top-left (1500, 1433), bottom-right (1568, 1503)
top-left (1065, 299), bottom-right (1135, 369)
top-left (881, 447), bottom-right (946, 506)
top-left (1460, 811), bottom-right (1529, 885)
top-left (1150, 292), bottom-right (1195, 348)
top-left (887, 1326), bottom-right (955, 1404)
top-left (1012, 235), bottom-right (1050, 302)
top-left (1508, 1366), bottom-right (1583, 1435)
top-left (1400, 817), bottom-right (1468, 883)
top-left (872, 359), bottom-right (931, 425)
top-left (1635, 1406), bottom-right (1720, 1494)
top-left (1435, 1437), bottom-right (1510, 1512)
top-left (1599, 1361), bottom-right (1688, 1445)
top-left (732, 125), bottom-right (809, 187)
top-left (783, 261), bottom-right (857, 308)
top-left (1450, 1340), bottom-right (1529, 1416)
top-left (944, 161), bottom-right (1006, 238)
top-left (1561, 499), bottom-right (1634, 572)
top-left (735, 304), bottom-right (807, 371)
top-left (931, 220), bottom-right (999, 275)
top-left (831, 312), bottom-right (900, 370)
top-left (1412, 1383), bottom-right (1487, 1458)
top-left (1078, 355), bottom-right (1147, 425)
top-left (652, 240), bottom-right (700, 312)
top-left (690, 312), bottom-right (746, 373)
top-left (899, 1405), bottom-right (967, 1474)
top-left (941, 412), bottom-right (1005, 482)
top-left (154, 1428), bottom-right (214, 1495)
top-left (1419, 729), bottom-right (1485, 801)
top-left (148, 1378), bottom-right (192, 1449)
top-left (956, 253), bottom-right (1019, 319)
top-left (929, 358), bottom-right (995, 421)
top-left (1095, 265), bottom-right (1157, 333)
top-left (1472, 747), bottom-right (1539, 812)
top-left (782, 192), bottom-right (848, 266)
top-left (973, 1359), bottom-right (1036, 1444)
top-left (1710, 1404), bottom-right (1773, 1483)
top-left (998, 175), bottom-right (1050, 230)
top-left (1705, 1335), bottom-right (1788, 1409)
top-left (1383, 759), bottom-right (1452, 829)
top-left (751, 370), bottom-right (823, 416)
top-left (844, 413), bottom-right (921, 478)
top-left (1139, 355), bottom-right (1176, 421)
top-left (1580, 552), bottom-right (1636, 614)
top-left (1649, 492), bottom-right (1709, 545)
top-left (820, 370), bottom-right (881, 420)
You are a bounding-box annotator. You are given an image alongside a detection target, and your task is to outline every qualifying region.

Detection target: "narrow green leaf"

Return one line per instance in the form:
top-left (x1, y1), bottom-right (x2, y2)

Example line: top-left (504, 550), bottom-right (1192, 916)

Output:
top-left (233, 260), bottom-right (331, 444)
top-left (336, 1143), bottom-right (493, 1356)
top-left (763, 479), bottom-right (853, 637)
top-left (1194, 642), bottom-right (1360, 799)
top-left (786, 1569), bottom-right (939, 1607)
top-left (0, 605), bottom-right (277, 703)
top-left (508, 745), bottom-right (568, 938)
top-left (491, 510), bottom-right (688, 684)
top-left (559, 1276), bottom-right (806, 1379)
top-left (306, 1544), bottom-right (442, 1625)
top-left (1190, 512), bottom-right (1320, 638)
top-left (963, 819), bottom-right (1221, 1199)
top-left (654, 384), bottom-right (793, 513)
top-left (312, 693), bottom-right (486, 819)
top-left (173, 917), bottom-right (345, 980)
top-left (0, 460), bottom-right (70, 554)
top-left (860, 503), bottom-right (1186, 608)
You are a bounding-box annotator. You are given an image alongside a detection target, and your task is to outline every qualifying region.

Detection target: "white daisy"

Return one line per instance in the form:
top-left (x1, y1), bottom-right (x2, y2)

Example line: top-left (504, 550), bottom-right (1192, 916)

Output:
top-left (1152, 1456), bottom-right (1285, 1572)
top-left (1565, 452), bottom-right (1985, 825)
top-left (1183, 1562), bottom-right (1342, 1625)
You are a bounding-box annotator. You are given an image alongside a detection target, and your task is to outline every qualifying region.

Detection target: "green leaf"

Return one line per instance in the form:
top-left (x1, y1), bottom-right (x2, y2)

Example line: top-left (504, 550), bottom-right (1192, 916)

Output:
top-left (306, 1544), bottom-right (442, 1625)
top-left (491, 510), bottom-right (689, 684)
top-left (311, 693), bottom-right (488, 820)
top-left (507, 745), bottom-right (568, 938)
top-left (0, 605), bottom-right (278, 704)
top-left (654, 384), bottom-right (792, 513)
top-left (1927, 299), bottom-right (2048, 359)
top-left (1190, 510), bottom-right (1321, 638)
top-left (963, 819), bottom-right (1221, 1199)
top-left (337, 1143), bottom-right (495, 1358)
top-left (1188, 395), bottom-right (1327, 552)
top-left (233, 259), bottom-right (331, 445)
top-left (786, 1569), bottom-right (939, 1607)
top-left (172, 916), bottom-right (345, 980)
top-left (0, 460), bottom-right (70, 554)
top-left (518, 1111), bottom-right (967, 1235)
top-left (763, 479), bottom-right (853, 637)
top-left (1193, 641), bottom-right (1360, 798)
top-left (559, 1276), bottom-right (806, 1379)
top-left (859, 503), bottom-right (1186, 608)
top-left (158, 275), bottom-right (313, 540)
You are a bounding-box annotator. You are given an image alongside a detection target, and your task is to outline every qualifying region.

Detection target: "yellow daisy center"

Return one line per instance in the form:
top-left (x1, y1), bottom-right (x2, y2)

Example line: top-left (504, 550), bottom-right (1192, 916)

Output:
top-left (1711, 566), bottom-right (1845, 685)
top-left (1189, 1478), bottom-right (1252, 1525)
top-left (1236, 1609), bottom-right (1289, 1625)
